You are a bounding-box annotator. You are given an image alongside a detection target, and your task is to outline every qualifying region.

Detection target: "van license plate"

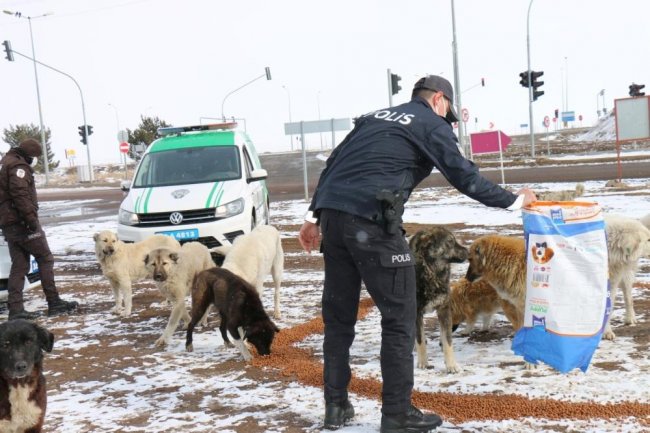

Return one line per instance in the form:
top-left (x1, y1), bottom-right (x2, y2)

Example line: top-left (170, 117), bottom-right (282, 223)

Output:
top-left (155, 228), bottom-right (199, 241)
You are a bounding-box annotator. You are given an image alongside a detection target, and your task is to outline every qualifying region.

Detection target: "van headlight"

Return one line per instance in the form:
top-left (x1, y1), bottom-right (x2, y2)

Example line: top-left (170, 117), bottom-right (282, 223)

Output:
top-left (215, 198), bottom-right (244, 218)
top-left (119, 208), bottom-right (139, 226)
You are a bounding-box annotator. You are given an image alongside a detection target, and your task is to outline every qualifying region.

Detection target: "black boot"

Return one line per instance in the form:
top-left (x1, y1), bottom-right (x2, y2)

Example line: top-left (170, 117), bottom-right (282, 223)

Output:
top-left (48, 298), bottom-right (79, 316)
top-left (324, 400), bottom-right (355, 430)
top-left (380, 405), bottom-right (442, 433)
top-left (8, 308), bottom-right (41, 321)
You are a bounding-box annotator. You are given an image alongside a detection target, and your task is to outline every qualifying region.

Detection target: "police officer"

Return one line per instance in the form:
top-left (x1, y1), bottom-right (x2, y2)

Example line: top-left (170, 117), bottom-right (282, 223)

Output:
top-left (0, 138), bottom-right (79, 320)
top-left (298, 75), bottom-right (536, 433)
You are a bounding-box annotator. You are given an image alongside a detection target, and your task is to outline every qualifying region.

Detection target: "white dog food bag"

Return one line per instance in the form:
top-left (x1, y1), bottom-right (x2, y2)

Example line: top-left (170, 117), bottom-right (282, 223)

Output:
top-left (512, 201), bottom-right (609, 373)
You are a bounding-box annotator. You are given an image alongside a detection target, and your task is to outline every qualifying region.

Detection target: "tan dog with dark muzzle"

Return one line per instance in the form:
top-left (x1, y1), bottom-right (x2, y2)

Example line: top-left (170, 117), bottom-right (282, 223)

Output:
top-left (145, 242), bottom-right (214, 347)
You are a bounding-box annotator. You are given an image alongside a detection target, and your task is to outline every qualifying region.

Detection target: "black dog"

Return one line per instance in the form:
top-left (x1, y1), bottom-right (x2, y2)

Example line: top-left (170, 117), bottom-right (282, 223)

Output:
top-left (0, 319), bottom-right (54, 433)
top-left (186, 267), bottom-right (279, 361)
top-left (409, 227), bottom-right (468, 373)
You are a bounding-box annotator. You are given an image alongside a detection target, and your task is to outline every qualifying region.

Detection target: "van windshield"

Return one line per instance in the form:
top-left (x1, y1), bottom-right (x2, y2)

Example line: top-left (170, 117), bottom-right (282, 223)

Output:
top-left (133, 145), bottom-right (241, 188)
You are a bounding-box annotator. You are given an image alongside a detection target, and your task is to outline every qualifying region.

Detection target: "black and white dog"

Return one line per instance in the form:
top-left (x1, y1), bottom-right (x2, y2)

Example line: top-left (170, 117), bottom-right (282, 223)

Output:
top-left (0, 319), bottom-right (54, 433)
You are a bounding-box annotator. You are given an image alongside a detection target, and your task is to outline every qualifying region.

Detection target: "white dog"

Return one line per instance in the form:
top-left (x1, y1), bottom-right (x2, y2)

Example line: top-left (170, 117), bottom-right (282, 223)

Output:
top-left (603, 214), bottom-right (650, 340)
top-left (144, 242), bottom-right (214, 347)
top-left (94, 231), bottom-right (180, 317)
top-left (215, 225), bottom-right (284, 319)
top-left (641, 213), bottom-right (650, 231)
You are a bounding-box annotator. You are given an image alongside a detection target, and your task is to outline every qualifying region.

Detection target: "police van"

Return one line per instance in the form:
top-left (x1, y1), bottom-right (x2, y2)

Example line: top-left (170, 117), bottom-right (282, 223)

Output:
top-left (0, 230), bottom-right (40, 303)
top-left (117, 122), bottom-right (269, 248)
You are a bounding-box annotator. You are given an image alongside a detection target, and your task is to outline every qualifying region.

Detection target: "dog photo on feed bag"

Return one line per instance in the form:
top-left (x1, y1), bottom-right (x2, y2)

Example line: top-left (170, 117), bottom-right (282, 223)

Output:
top-left (513, 201), bottom-right (609, 373)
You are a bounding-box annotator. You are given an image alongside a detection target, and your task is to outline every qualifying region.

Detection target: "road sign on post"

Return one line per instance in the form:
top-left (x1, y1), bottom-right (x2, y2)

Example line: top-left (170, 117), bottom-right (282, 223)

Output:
top-left (461, 108), bottom-right (469, 123)
top-left (543, 116), bottom-right (550, 128)
top-left (119, 142), bottom-right (129, 153)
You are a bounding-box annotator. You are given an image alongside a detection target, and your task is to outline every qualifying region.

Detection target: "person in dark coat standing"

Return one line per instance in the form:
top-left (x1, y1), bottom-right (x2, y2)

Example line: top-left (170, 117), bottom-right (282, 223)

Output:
top-left (298, 75), bottom-right (536, 433)
top-left (0, 138), bottom-right (78, 320)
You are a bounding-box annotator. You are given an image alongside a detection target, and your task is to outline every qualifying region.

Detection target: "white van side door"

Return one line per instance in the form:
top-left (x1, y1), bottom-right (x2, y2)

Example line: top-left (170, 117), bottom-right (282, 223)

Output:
top-left (242, 145), bottom-right (268, 227)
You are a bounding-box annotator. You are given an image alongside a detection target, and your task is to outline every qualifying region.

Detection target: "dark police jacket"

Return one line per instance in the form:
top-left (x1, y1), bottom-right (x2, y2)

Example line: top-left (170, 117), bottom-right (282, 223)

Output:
top-left (308, 96), bottom-right (517, 224)
top-left (0, 148), bottom-right (39, 230)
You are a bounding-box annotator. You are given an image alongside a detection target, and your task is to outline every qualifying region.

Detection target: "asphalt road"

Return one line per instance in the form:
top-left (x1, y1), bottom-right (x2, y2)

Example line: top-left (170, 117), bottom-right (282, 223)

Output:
top-left (36, 161), bottom-right (650, 225)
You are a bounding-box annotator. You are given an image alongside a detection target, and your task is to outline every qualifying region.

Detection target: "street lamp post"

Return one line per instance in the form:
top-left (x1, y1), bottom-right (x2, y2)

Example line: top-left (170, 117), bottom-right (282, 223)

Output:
top-left (221, 67), bottom-right (272, 121)
top-left (282, 85), bottom-right (293, 151)
top-left (3, 10), bottom-right (52, 184)
top-left (6, 46), bottom-right (93, 181)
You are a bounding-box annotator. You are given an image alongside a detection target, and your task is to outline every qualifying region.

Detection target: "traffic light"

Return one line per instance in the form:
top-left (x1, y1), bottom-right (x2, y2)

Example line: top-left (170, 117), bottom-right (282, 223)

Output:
top-left (554, 108), bottom-right (559, 119)
top-left (531, 70), bottom-right (544, 101)
top-left (481, 77), bottom-right (485, 87)
top-left (2, 40), bottom-right (14, 62)
top-left (390, 73), bottom-right (402, 95)
top-left (519, 71), bottom-right (529, 88)
top-left (629, 83), bottom-right (646, 97)
top-left (78, 125), bottom-right (87, 145)
top-left (87, 125), bottom-right (94, 136)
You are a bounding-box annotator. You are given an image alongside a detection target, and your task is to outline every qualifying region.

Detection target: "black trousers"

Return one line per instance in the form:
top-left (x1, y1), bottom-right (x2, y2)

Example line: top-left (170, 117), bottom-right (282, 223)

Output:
top-left (3, 223), bottom-right (58, 311)
top-left (320, 209), bottom-right (416, 415)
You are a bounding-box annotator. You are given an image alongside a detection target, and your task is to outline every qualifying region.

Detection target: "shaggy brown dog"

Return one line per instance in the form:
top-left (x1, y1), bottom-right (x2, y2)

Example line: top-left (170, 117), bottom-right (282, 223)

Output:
top-left (0, 319), bottom-right (54, 433)
top-left (409, 227), bottom-right (468, 373)
top-left (465, 235), bottom-right (527, 331)
top-left (450, 278), bottom-right (520, 335)
top-left (186, 267), bottom-right (279, 361)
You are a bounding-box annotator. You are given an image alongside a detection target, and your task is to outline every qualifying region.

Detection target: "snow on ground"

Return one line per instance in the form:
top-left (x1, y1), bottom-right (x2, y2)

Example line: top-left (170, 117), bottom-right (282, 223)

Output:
top-left (6, 179), bottom-right (650, 432)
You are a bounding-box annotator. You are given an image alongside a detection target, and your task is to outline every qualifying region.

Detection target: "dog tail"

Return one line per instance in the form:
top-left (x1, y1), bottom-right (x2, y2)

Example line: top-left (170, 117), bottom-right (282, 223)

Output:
top-left (209, 245), bottom-right (231, 256)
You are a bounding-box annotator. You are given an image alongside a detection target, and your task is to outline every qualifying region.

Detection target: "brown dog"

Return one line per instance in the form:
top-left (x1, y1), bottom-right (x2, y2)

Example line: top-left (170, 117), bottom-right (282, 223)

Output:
top-left (465, 235), bottom-right (527, 331)
top-left (186, 267), bottom-right (279, 361)
top-left (0, 319), bottom-right (54, 433)
top-left (409, 227), bottom-right (468, 373)
top-left (450, 278), bottom-right (520, 335)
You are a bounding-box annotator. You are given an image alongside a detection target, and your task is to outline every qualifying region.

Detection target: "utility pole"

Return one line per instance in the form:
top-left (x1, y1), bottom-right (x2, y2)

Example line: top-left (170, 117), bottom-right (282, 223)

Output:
top-left (451, 0), bottom-right (465, 153)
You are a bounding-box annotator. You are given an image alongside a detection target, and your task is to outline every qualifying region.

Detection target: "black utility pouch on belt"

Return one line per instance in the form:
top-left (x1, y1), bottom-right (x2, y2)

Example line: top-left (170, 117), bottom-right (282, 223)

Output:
top-left (376, 190), bottom-right (405, 235)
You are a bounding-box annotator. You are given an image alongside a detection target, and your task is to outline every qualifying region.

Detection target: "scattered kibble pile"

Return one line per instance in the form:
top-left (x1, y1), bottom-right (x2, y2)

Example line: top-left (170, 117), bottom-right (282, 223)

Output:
top-left (252, 297), bottom-right (650, 424)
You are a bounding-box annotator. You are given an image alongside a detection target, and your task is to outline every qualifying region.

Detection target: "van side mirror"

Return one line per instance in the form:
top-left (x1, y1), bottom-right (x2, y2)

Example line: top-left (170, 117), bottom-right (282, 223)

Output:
top-left (120, 180), bottom-right (132, 192)
top-left (247, 168), bottom-right (268, 183)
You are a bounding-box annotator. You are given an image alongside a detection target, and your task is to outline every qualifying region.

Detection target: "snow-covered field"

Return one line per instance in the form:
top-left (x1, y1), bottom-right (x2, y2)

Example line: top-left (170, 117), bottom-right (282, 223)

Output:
top-left (4, 178), bottom-right (650, 432)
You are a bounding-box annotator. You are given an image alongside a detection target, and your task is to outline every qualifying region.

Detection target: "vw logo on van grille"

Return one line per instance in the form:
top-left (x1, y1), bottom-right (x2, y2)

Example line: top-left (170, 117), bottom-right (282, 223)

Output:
top-left (169, 212), bottom-right (183, 225)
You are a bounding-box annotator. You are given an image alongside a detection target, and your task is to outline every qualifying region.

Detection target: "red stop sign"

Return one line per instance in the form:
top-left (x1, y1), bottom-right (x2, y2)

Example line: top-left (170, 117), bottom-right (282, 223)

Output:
top-left (119, 142), bottom-right (129, 153)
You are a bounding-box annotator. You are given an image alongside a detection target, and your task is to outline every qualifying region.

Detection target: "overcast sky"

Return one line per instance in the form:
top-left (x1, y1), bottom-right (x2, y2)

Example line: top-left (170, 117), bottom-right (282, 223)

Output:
top-left (1, 0), bottom-right (648, 166)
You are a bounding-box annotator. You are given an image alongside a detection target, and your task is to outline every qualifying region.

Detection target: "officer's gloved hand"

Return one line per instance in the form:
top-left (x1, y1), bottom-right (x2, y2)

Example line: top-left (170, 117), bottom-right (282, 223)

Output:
top-left (26, 220), bottom-right (39, 233)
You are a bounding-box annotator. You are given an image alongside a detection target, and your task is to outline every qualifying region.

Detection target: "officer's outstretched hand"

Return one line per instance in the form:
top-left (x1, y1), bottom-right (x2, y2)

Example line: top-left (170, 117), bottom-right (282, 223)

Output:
top-left (516, 187), bottom-right (537, 207)
top-left (299, 221), bottom-right (320, 254)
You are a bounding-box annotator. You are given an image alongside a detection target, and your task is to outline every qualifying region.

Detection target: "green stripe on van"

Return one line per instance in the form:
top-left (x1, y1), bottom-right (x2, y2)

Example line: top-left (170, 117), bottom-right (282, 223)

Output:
top-left (149, 131), bottom-right (236, 153)
top-left (205, 182), bottom-right (220, 208)
top-left (212, 182), bottom-right (224, 208)
top-left (143, 187), bottom-right (154, 213)
top-left (214, 187), bottom-right (225, 207)
top-left (135, 194), bottom-right (142, 213)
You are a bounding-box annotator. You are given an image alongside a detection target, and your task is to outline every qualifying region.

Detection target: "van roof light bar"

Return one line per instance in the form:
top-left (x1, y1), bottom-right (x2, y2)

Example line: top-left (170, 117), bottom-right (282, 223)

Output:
top-left (158, 122), bottom-right (238, 136)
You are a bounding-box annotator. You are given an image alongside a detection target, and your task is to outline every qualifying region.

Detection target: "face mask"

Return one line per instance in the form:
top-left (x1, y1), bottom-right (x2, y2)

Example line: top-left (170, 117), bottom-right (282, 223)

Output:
top-left (30, 157), bottom-right (38, 168)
